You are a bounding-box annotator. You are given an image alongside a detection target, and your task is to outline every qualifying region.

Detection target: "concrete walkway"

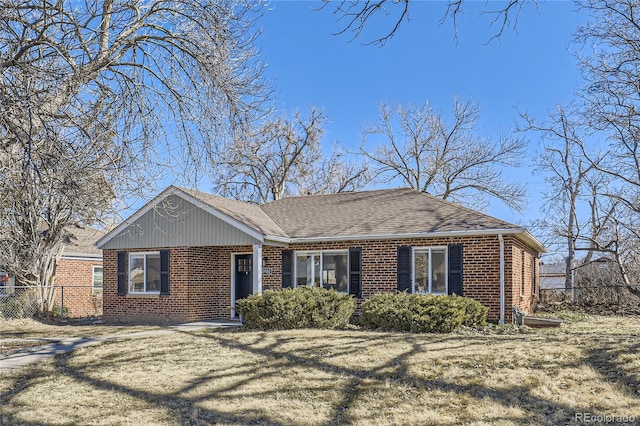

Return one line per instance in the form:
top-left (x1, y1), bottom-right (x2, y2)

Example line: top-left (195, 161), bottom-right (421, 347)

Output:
top-left (0, 320), bottom-right (240, 373)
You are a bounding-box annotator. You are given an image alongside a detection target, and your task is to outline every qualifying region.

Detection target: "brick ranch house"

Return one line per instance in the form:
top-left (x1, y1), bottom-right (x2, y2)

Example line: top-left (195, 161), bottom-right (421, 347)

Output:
top-left (96, 186), bottom-right (546, 324)
top-left (55, 227), bottom-right (105, 317)
top-left (1, 227), bottom-right (104, 318)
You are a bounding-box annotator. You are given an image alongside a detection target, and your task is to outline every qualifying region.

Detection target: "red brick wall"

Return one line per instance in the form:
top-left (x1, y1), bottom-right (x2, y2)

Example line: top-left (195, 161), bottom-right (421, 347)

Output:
top-left (103, 246), bottom-right (252, 323)
top-left (263, 236), bottom-right (508, 321)
top-left (505, 236), bottom-right (539, 318)
top-left (103, 236), bottom-right (540, 324)
top-left (264, 236), bottom-right (540, 322)
top-left (55, 257), bottom-right (103, 318)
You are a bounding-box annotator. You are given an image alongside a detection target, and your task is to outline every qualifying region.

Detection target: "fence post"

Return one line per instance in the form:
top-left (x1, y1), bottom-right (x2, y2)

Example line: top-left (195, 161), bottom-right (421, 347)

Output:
top-left (60, 286), bottom-right (65, 319)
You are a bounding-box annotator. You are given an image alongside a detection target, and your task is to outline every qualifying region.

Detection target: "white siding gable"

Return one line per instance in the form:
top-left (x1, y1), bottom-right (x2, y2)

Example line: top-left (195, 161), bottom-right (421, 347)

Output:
top-left (99, 194), bottom-right (261, 249)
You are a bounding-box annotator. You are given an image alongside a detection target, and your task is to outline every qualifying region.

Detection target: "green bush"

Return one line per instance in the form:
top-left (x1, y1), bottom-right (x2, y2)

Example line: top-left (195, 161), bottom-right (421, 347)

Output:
top-left (235, 287), bottom-right (356, 330)
top-left (456, 295), bottom-right (489, 327)
top-left (360, 292), bottom-right (487, 333)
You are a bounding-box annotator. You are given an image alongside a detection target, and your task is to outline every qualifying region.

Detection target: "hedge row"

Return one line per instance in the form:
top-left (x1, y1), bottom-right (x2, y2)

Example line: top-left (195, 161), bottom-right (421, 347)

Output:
top-left (359, 292), bottom-right (488, 333)
top-left (235, 287), bottom-right (488, 333)
top-left (235, 287), bottom-right (356, 330)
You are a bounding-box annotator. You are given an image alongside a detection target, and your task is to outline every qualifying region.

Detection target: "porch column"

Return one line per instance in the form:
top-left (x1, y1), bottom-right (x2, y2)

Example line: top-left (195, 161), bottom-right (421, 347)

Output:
top-left (253, 244), bottom-right (263, 295)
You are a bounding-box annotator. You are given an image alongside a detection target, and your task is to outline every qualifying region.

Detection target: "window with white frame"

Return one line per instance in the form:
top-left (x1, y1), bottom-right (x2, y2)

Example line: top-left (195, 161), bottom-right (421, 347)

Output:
top-left (129, 252), bottom-right (161, 293)
top-left (92, 266), bottom-right (103, 291)
top-left (295, 251), bottom-right (349, 293)
top-left (413, 247), bottom-right (447, 294)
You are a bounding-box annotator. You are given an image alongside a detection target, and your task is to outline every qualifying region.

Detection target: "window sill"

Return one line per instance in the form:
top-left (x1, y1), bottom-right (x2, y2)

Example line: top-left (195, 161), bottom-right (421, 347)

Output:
top-left (126, 293), bottom-right (161, 299)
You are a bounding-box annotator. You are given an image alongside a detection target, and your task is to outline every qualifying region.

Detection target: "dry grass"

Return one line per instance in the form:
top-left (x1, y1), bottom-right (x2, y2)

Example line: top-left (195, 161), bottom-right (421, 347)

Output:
top-left (0, 318), bottom-right (162, 339)
top-left (0, 339), bottom-right (50, 355)
top-left (1, 315), bottom-right (639, 425)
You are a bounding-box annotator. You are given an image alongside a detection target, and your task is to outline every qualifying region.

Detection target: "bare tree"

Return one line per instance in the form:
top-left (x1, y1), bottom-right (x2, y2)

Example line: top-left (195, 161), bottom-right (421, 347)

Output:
top-left (522, 101), bottom-right (640, 298)
top-left (0, 0), bottom-right (268, 312)
top-left (577, 200), bottom-right (640, 299)
top-left (360, 99), bottom-right (527, 212)
top-left (319, 0), bottom-right (534, 45)
top-left (214, 108), bottom-right (369, 203)
top-left (521, 106), bottom-right (598, 291)
top-left (568, 0), bottom-right (640, 294)
top-left (298, 144), bottom-right (370, 196)
top-left (0, 122), bottom-right (114, 312)
top-left (577, 0), bottom-right (640, 216)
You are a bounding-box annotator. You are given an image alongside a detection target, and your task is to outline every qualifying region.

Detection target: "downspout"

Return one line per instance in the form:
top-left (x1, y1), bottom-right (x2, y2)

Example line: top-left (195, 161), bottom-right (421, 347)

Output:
top-left (253, 244), bottom-right (263, 295)
top-left (498, 234), bottom-right (505, 325)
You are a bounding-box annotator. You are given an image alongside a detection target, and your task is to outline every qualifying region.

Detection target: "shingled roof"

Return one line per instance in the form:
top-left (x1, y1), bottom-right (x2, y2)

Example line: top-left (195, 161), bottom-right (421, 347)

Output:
top-left (260, 188), bottom-right (519, 239)
top-left (63, 227), bottom-right (105, 257)
top-left (97, 186), bottom-right (545, 252)
top-left (177, 188), bottom-right (286, 237)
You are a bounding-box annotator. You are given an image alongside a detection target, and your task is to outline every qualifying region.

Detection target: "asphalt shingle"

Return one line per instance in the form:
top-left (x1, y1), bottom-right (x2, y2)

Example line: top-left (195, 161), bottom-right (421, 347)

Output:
top-left (177, 187), bottom-right (287, 237)
top-left (260, 188), bottom-right (519, 239)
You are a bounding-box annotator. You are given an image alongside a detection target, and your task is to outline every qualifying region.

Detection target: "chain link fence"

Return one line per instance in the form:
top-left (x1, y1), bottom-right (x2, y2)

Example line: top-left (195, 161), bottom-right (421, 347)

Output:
top-left (539, 283), bottom-right (640, 316)
top-left (0, 285), bottom-right (103, 320)
top-left (541, 283), bottom-right (640, 304)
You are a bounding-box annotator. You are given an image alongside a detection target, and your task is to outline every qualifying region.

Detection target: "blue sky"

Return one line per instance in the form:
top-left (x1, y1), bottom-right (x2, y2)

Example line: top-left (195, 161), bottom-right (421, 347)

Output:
top-left (252, 1), bottom-right (588, 226)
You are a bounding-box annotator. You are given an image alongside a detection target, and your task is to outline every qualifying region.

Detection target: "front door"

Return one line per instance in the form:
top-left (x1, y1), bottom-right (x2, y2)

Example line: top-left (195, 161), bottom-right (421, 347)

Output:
top-left (235, 254), bottom-right (253, 304)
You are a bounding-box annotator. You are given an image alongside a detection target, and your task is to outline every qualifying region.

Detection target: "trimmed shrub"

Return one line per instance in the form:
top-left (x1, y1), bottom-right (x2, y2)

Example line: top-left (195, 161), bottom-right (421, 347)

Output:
top-left (456, 295), bottom-right (489, 327)
top-left (360, 292), bottom-right (488, 333)
top-left (235, 287), bottom-right (356, 330)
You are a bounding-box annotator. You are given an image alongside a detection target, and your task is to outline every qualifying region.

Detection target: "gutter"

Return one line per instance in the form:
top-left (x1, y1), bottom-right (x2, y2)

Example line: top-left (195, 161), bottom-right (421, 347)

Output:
top-left (498, 233), bottom-right (505, 325)
top-left (61, 254), bottom-right (103, 261)
top-left (267, 228), bottom-right (546, 252)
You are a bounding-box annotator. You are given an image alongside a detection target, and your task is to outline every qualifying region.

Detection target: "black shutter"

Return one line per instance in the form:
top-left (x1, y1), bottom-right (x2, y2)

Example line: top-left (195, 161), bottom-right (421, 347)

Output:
top-left (160, 250), bottom-right (170, 295)
top-left (282, 250), bottom-right (293, 288)
top-left (117, 251), bottom-right (126, 296)
top-left (397, 245), bottom-right (412, 292)
top-left (448, 244), bottom-right (463, 296)
top-left (348, 247), bottom-right (362, 298)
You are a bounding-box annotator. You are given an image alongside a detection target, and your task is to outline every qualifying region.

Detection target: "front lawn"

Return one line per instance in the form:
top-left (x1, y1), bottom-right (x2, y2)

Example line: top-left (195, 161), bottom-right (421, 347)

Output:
top-left (1, 315), bottom-right (639, 425)
top-left (0, 318), bottom-right (163, 339)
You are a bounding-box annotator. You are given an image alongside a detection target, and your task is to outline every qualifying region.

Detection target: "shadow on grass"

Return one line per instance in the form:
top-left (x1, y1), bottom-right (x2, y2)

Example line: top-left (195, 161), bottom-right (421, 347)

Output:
top-left (583, 339), bottom-right (640, 398)
top-left (0, 367), bottom-right (53, 426)
top-left (0, 351), bottom-right (294, 425)
top-left (1, 327), bottom-right (638, 425)
top-left (187, 329), bottom-right (591, 425)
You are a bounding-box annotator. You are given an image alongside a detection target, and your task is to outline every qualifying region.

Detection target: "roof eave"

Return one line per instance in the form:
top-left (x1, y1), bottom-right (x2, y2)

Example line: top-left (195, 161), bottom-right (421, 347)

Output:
top-left (96, 186), bottom-right (179, 249)
top-left (96, 186), bottom-right (265, 249)
top-left (173, 187), bottom-right (264, 243)
top-left (270, 228), bottom-right (547, 253)
top-left (61, 253), bottom-right (103, 260)
top-left (515, 229), bottom-right (548, 254)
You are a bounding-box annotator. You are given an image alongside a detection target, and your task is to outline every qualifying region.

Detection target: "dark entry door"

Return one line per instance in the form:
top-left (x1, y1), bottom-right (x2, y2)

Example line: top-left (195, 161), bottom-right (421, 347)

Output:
top-left (235, 254), bottom-right (253, 303)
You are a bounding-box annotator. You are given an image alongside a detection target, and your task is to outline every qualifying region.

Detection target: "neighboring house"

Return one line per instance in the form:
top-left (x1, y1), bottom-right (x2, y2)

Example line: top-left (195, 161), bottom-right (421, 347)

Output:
top-left (96, 186), bottom-right (546, 324)
top-left (1, 227), bottom-right (105, 318)
top-left (55, 227), bottom-right (105, 317)
top-left (540, 263), bottom-right (569, 291)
